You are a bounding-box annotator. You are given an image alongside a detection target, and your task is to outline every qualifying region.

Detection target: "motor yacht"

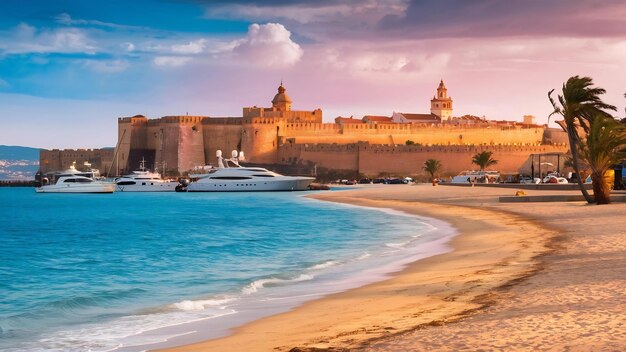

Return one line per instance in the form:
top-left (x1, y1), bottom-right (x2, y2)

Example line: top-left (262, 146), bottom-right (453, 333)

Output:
top-left (36, 162), bottom-right (115, 193)
top-left (186, 150), bottom-right (314, 192)
top-left (115, 159), bottom-right (179, 192)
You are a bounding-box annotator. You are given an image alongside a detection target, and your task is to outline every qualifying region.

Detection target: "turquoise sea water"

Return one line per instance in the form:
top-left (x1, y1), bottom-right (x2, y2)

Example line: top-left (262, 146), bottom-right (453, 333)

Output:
top-left (0, 187), bottom-right (455, 351)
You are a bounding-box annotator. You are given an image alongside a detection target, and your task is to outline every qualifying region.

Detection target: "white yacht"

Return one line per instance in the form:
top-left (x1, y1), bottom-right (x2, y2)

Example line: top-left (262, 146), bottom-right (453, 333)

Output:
top-left (186, 150), bottom-right (314, 192)
top-left (36, 162), bottom-right (115, 193)
top-left (451, 170), bottom-right (500, 184)
top-left (115, 159), bottom-right (179, 192)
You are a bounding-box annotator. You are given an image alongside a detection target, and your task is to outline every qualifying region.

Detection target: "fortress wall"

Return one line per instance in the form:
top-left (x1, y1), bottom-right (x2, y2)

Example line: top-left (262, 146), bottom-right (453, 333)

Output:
top-left (39, 149), bottom-right (62, 172)
top-left (357, 145), bottom-right (568, 176)
top-left (145, 125), bottom-right (160, 151)
top-left (284, 123), bottom-right (341, 136)
top-left (202, 123), bottom-right (243, 168)
top-left (283, 123), bottom-right (545, 146)
top-left (156, 122), bottom-right (180, 176)
top-left (543, 128), bottom-right (569, 144)
top-left (202, 117), bottom-right (242, 125)
top-left (243, 108), bottom-right (322, 123)
top-left (39, 148), bottom-right (114, 175)
top-left (286, 109), bottom-right (323, 123)
top-left (241, 119), bottom-right (286, 164)
top-left (156, 116), bottom-right (205, 175)
top-left (277, 143), bottom-right (569, 177)
top-left (114, 117), bottom-right (147, 174)
top-left (277, 143), bottom-right (360, 170)
top-left (178, 123), bottom-right (205, 173)
top-left (114, 113), bottom-right (564, 176)
top-left (243, 107), bottom-right (274, 118)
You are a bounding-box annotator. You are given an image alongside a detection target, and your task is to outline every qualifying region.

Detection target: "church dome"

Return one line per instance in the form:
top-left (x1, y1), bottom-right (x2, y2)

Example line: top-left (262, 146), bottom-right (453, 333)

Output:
top-left (272, 83), bottom-right (292, 105)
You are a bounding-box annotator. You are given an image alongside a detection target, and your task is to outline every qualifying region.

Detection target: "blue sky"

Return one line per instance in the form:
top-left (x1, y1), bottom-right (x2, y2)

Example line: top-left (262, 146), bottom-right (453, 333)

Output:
top-left (1, 0), bottom-right (625, 148)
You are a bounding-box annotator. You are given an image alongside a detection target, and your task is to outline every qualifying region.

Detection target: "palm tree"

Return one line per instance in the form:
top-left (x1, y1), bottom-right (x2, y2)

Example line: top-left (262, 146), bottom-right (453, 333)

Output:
top-left (548, 76), bottom-right (616, 203)
top-left (578, 114), bottom-right (626, 204)
top-left (423, 159), bottom-right (442, 185)
top-left (622, 93), bottom-right (626, 125)
top-left (471, 151), bottom-right (498, 170)
top-left (563, 155), bottom-right (590, 182)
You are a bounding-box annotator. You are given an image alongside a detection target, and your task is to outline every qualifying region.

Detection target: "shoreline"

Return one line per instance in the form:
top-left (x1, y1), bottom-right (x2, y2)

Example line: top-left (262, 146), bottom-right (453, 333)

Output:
top-left (159, 186), bottom-right (558, 351)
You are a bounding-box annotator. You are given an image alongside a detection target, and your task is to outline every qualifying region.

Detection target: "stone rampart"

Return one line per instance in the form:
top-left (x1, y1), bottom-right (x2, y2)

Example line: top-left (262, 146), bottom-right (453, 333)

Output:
top-left (277, 142), bottom-right (569, 177)
top-left (281, 122), bottom-right (546, 147)
top-left (40, 148), bottom-right (114, 175)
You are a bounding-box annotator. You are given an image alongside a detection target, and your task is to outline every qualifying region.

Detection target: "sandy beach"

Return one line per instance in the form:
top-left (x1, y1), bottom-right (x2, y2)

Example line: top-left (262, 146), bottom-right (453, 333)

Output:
top-left (160, 184), bottom-right (626, 351)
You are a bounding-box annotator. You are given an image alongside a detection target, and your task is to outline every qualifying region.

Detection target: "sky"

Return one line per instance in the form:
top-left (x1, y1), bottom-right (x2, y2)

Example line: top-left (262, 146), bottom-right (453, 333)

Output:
top-left (0, 0), bottom-right (625, 149)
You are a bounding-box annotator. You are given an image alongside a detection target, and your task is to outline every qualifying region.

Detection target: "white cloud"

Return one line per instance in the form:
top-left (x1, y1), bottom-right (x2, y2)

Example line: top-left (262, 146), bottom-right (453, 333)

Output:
top-left (121, 42), bottom-right (135, 52)
top-left (228, 23), bottom-right (303, 67)
top-left (171, 39), bottom-right (207, 54)
top-left (1, 22), bottom-right (96, 55)
top-left (205, 1), bottom-right (407, 25)
top-left (319, 43), bottom-right (450, 79)
top-left (83, 59), bottom-right (129, 73)
top-left (154, 56), bottom-right (192, 67)
top-left (55, 12), bottom-right (145, 31)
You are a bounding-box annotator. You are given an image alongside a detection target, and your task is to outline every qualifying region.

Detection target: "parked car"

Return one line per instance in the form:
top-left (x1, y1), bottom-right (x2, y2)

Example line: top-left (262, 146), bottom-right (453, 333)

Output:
top-left (519, 175), bottom-right (534, 184)
top-left (372, 178), bottom-right (386, 184)
top-left (358, 178), bottom-right (372, 184)
top-left (544, 176), bottom-right (569, 184)
top-left (387, 178), bottom-right (404, 184)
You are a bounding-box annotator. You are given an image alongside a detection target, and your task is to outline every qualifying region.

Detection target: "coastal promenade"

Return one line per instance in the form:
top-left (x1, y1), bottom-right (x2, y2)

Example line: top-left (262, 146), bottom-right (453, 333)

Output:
top-left (161, 185), bottom-right (626, 351)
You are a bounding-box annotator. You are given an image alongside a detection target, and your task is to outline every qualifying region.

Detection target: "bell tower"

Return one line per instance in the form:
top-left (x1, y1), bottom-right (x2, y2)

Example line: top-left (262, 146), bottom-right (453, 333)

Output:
top-left (430, 80), bottom-right (453, 120)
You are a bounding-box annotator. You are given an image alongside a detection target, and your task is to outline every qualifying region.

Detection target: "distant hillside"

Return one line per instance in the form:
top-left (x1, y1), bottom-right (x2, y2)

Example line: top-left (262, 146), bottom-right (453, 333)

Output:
top-left (0, 145), bottom-right (40, 180)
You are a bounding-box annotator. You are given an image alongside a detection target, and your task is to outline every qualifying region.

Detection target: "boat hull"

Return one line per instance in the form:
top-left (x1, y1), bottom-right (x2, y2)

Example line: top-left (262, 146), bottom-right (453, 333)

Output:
top-left (115, 182), bottom-right (179, 192)
top-left (36, 183), bottom-right (115, 193)
top-left (187, 177), bottom-right (314, 192)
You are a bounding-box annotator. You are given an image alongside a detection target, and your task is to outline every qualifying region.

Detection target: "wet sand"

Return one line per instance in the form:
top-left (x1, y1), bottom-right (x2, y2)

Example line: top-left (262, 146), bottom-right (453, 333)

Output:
top-left (160, 185), bottom-right (626, 351)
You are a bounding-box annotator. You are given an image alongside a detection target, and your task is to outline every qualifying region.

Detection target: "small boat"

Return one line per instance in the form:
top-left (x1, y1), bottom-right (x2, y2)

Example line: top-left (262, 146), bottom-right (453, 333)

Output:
top-left (451, 170), bottom-right (500, 184)
top-left (186, 150), bottom-right (314, 192)
top-left (115, 159), bottom-right (179, 192)
top-left (36, 162), bottom-right (115, 193)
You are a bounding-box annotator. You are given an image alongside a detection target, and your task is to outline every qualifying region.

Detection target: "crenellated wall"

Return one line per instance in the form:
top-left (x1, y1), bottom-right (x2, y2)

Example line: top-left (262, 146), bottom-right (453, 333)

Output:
top-left (243, 107), bottom-right (322, 123)
top-left (282, 123), bottom-right (545, 147)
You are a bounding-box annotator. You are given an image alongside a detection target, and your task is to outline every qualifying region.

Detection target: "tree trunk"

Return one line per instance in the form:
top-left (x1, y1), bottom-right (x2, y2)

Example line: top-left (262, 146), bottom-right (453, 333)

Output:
top-left (591, 171), bottom-right (611, 204)
top-left (566, 128), bottom-right (595, 204)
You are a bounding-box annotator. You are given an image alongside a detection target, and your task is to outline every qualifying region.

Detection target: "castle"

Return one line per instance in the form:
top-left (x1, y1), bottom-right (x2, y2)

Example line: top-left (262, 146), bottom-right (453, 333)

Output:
top-left (40, 81), bottom-right (569, 178)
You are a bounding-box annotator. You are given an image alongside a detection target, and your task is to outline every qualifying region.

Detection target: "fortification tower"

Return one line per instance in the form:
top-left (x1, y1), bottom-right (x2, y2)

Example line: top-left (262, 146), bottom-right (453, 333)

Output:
top-left (271, 82), bottom-right (292, 112)
top-left (430, 80), bottom-right (453, 120)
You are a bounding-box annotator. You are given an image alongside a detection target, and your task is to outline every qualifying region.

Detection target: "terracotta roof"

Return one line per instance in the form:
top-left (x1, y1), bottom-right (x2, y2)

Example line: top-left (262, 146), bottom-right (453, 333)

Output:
top-left (455, 115), bottom-right (483, 121)
top-left (334, 116), bottom-right (362, 124)
top-left (363, 115), bottom-right (392, 122)
top-left (399, 113), bottom-right (441, 122)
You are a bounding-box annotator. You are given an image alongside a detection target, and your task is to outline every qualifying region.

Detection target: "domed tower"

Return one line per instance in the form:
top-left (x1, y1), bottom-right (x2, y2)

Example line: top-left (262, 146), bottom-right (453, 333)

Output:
top-left (271, 82), bottom-right (292, 112)
top-left (430, 80), bottom-right (453, 120)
